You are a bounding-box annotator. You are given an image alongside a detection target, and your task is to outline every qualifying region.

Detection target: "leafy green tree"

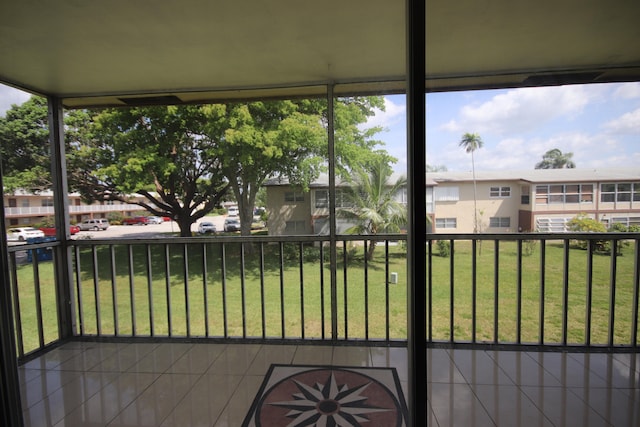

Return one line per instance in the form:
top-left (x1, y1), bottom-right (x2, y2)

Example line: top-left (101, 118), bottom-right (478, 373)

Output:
top-left (209, 97), bottom-right (390, 236)
top-left (338, 160), bottom-right (407, 260)
top-left (535, 148), bottom-right (576, 169)
top-left (211, 100), bottom-right (326, 236)
top-left (0, 97), bottom-right (51, 192)
top-left (459, 132), bottom-right (483, 233)
top-left (76, 105), bottom-right (230, 236)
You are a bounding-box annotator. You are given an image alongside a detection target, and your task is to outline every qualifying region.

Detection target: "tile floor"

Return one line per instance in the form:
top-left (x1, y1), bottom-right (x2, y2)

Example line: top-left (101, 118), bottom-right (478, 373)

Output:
top-left (18, 341), bottom-right (640, 426)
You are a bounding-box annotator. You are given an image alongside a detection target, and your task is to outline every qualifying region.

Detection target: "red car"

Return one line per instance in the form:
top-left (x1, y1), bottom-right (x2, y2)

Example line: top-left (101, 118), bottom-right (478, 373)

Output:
top-left (39, 225), bottom-right (81, 237)
top-left (122, 216), bottom-right (149, 225)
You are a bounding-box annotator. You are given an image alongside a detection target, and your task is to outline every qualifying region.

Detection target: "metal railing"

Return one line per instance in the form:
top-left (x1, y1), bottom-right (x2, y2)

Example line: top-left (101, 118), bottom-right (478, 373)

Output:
top-left (7, 232), bottom-right (639, 360)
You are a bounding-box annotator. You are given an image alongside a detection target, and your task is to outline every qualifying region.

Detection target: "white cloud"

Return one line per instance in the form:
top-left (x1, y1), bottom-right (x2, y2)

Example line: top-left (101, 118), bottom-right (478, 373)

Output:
top-left (440, 85), bottom-right (597, 136)
top-left (602, 108), bottom-right (640, 135)
top-left (0, 84), bottom-right (31, 117)
top-left (613, 82), bottom-right (640, 100)
top-left (364, 97), bottom-right (406, 130)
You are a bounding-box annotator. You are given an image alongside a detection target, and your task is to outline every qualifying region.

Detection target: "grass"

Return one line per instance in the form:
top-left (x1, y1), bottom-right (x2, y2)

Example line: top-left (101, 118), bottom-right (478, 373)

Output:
top-left (11, 238), bottom-right (640, 354)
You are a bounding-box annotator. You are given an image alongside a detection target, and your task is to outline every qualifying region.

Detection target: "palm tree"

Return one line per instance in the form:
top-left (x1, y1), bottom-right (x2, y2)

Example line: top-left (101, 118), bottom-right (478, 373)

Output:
top-left (535, 148), bottom-right (576, 169)
top-left (459, 132), bottom-right (484, 233)
top-left (339, 160), bottom-right (407, 260)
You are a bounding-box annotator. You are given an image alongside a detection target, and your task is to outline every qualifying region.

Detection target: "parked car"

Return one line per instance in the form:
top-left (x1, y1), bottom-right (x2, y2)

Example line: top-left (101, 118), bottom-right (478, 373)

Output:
top-left (78, 218), bottom-right (110, 231)
top-left (122, 216), bottom-right (149, 225)
top-left (197, 221), bottom-right (217, 234)
top-left (223, 217), bottom-right (241, 232)
top-left (6, 227), bottom-right (45, 241)
top-left (39, 225), bottom-right (81, 237)
top-left (146, 216), bottom-right (163, 224)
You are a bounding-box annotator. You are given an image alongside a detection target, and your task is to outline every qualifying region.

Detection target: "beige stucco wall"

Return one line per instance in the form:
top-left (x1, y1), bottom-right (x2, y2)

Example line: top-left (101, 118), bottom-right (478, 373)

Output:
top-left (434, 181), bottom-right (524, 233)
top-left (266, 186), bottom-right (312, 235)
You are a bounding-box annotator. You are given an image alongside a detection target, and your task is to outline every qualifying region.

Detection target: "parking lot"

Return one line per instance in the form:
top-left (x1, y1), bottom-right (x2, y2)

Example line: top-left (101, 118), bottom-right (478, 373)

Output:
top-left (75, 215), bottom-right (228, 239)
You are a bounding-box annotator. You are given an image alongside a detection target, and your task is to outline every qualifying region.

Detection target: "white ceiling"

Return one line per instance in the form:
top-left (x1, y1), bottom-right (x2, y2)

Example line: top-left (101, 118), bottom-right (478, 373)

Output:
top-left (1, 1), bottom-right (639, 107)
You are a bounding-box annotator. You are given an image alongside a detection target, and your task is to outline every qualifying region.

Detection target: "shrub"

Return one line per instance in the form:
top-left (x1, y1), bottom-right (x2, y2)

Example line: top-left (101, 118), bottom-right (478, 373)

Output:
top-left (567, 213), bottom-right (608, 252)
top-left (436, 240), bottom-right (450, 257)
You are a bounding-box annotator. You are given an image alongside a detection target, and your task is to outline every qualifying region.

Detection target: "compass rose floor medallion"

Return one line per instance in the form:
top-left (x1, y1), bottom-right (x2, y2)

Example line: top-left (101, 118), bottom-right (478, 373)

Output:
top-left (242, 365), bottom-right (408, 426)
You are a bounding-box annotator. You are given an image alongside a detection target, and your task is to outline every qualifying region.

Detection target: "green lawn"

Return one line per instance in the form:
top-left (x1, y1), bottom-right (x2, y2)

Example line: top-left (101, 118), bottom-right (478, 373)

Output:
top-left (11, 238), bottom-right (640, 354)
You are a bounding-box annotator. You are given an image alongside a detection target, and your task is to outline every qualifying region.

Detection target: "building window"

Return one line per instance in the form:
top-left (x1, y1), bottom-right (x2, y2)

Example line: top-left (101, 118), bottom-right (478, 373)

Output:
top-left (489, 217), bottom-right (510, 228)
top-left (314, 190), bottom-right (328, 208)
top-left (521, 186), bottom-right (530, 204)
top-left (435, 218), bottom-right (457, 229)
top-left (600, 182), bottom-right (640, 203)
top-left (490, 186), bottom-right (511, 198)
top-left (284, 220), bottom-right (306, 233)
top-left (284, 191), bottom-right (304, 203)
top-left (434, 186), bottom-right (459, 201)
top-left (536, 184), bottom-right (593, 204)
top-left (536, 217), bottom-right (572, 232)
top-left (335, 190), bottom-right (354, 208)
top-left (41, 198), bottom-right (54, 207)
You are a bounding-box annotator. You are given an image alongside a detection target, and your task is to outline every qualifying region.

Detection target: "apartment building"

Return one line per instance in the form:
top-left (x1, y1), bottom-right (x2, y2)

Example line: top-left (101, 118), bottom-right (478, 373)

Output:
top-left (264, 168), bottom-right (640, 235)
top-left (3, 190), bottom-right (147, 227)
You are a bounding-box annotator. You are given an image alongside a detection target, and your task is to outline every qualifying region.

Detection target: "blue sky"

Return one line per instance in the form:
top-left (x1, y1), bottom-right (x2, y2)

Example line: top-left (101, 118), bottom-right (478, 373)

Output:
top-left (367, 82), bottom-right (640, 173)
top-left (2, 82), bottom-right (639, 174)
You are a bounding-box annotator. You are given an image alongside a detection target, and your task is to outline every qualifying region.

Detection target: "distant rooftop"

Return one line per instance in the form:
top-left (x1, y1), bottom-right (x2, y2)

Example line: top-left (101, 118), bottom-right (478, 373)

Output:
top-left (427, 168), bottom-right (640, 184)
top-left (265, 168), bottom-right (640, 188)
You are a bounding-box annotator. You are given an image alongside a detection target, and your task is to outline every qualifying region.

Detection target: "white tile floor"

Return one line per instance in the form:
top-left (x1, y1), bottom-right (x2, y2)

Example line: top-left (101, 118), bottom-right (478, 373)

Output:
top-left (18, 341), bottom-right (640, 426)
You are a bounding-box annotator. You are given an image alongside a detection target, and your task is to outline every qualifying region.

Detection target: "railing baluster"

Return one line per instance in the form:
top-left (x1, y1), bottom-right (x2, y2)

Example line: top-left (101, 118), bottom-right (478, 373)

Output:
top-left (449, 239), bottom-right (454, 343)
top-left (278, 242), bottom-right (285, 338)
top-left (146, 244), bottom-right (154, 336)
top-left (202, 243), bottom-right (209, 338)
top-left (608, 240), bottom-right (618, 347)
top-left (364, 240), bottom-right (369, 341)
top-left (92, 246), bottom-right (101, 336)
top-left (539, 239), bottom-right (545, 345)
top-left (517, 239), bottom-right (522, 344)
top-left (427, 239), bottom-right (433, 342)
top-left (165, 244), bottom-right (172, 337)
top-left (471, 239), bottom-right (477, 344)
top-left (260, 242), bottom-right (266, 339)
top-left (562, 239), bottom-right (570, 346)
top-left (221, 243), bottom-right (228, 338)
top-left (32, 255), bottom-right (45, 348)
top-left (128, 245), bottom-right (136, 336)
top-left (585, 240), bottom-right (594, 346)
top-left (74, 245), bottom-right (84, 337)
top-left (632, 240), bottom-right (639, 348)
top-left (183, 243), bottom-right (190, 337)
top-left (110, 245), bottom-right (118, 336)
top-left (240, 243), bottom-right (246, 339)
top-left (385, 240), bottom-right (390, 342)
top-left (343, 240), bottom-right (348, 340)
top-left (320, 243), bottom-right (326, 340)
top-left (299, 242), bottom-right (305, 339)
top-left (494, 240), bottom-right (499, 343)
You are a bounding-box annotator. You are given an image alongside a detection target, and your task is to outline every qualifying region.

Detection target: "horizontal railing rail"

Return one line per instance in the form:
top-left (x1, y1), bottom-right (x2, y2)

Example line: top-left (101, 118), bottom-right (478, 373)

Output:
top-left (8, 232), bottom-right (639, 361)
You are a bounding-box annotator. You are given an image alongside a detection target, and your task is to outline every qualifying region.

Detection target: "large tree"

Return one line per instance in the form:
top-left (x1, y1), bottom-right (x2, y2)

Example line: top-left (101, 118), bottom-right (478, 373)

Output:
top-left (0, 97), bottom-right (53, 192)
top-left (535, 148), bottom-right (576, 169)
top-left (75, 105), bottom-right (230, 236)
top-left (210, 97), bottom-right (391, 236)
top-left (339, 160), bottom-right (407, 260)
top-left (211, 100), bottom-right (326, 236)
top-left (459, 132), bottom-right (483, 233)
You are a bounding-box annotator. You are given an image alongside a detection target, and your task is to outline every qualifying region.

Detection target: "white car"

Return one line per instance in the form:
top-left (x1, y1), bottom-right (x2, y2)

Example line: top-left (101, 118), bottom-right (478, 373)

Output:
top-left (147, 216), bottom-right (163, 224)
top-left (7, 227), bottom-right (45, 241)
top-left (227, 206), bottom-right (239, 217)
top-left (198, 221), bottom-right (217, 234)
